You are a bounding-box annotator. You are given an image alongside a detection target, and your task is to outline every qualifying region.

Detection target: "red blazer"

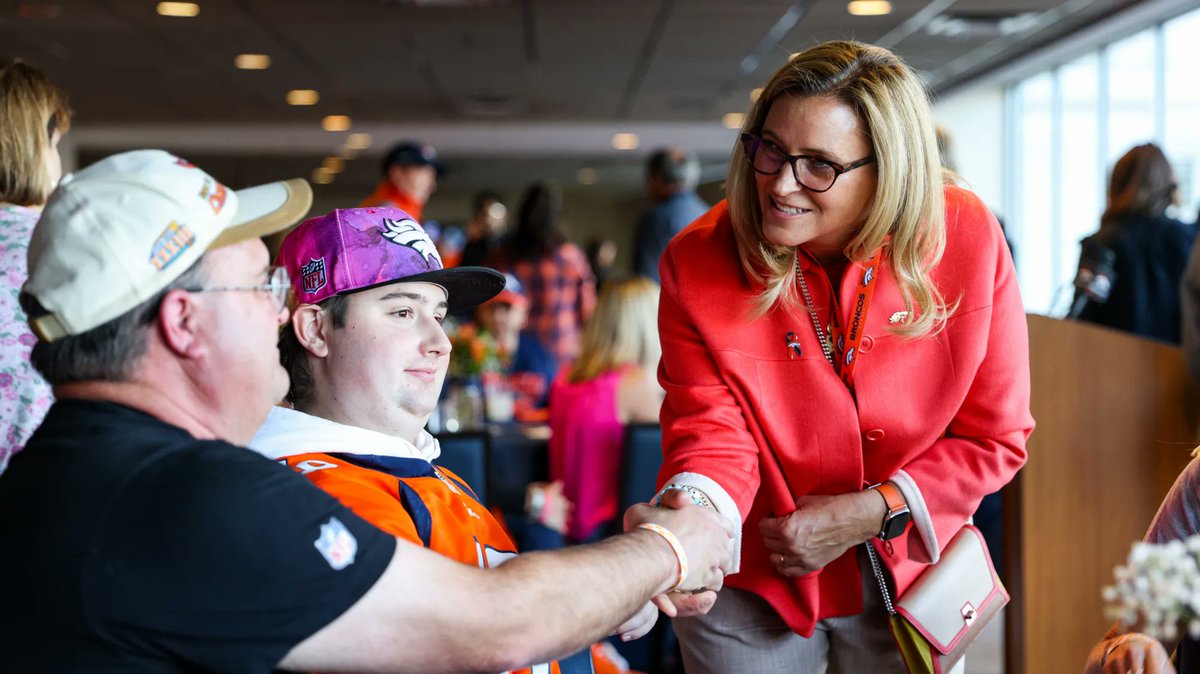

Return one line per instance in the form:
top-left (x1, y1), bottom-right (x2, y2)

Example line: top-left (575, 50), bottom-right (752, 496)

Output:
top-left (657, 185), bottom-right (1033, 636)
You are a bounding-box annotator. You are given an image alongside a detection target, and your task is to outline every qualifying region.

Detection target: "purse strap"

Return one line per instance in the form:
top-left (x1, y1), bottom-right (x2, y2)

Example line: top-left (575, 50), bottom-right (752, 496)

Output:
top-left (864, 542), bottom-right (897, 616)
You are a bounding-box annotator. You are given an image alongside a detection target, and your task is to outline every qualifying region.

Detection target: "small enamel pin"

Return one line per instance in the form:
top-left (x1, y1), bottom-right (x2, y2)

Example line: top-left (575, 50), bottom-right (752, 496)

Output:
top-left (785, 331), bottom-right (802, 359)
top-left (888, 311), bottom-right (910, 324)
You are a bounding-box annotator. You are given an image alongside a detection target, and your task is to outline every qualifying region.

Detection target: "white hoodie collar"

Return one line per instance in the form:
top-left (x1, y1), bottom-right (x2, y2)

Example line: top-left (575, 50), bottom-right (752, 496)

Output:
top-left (249, 406), bottom-right (441, 463)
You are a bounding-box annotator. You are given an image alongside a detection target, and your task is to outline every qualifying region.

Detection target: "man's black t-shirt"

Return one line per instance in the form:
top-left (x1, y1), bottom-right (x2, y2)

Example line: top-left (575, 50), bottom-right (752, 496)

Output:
top-left (0, 399), bottom-right (396, 672)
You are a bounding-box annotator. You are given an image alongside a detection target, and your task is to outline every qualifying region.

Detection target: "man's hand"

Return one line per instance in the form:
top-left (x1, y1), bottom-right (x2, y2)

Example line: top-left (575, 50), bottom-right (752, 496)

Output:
top-left (624, 490), bottom-right (734, 594)
top-left (758, 490), bottom-right (884, 576)
top-left (1085, 631), bottom-right (1175, 674)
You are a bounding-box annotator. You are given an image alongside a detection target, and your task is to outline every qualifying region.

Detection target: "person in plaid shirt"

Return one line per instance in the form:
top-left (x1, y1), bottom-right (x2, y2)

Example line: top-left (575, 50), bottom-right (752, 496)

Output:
top-left (488, 182), bottom-right (596, 363)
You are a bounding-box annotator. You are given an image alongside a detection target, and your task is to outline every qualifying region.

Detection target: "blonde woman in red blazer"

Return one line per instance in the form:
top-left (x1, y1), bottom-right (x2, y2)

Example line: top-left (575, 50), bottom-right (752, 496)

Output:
top-left (651, 41), bottom-right (1034, 672)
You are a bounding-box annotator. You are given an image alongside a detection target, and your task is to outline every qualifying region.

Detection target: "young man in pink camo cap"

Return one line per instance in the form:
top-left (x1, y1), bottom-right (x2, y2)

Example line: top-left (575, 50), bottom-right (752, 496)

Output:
top-left (252, 207), bottom-right (716, 673)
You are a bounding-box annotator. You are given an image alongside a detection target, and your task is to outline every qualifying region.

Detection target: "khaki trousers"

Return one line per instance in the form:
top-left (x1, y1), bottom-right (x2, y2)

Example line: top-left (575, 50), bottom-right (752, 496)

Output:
top-left (674, 549), bottom-right (964, 674)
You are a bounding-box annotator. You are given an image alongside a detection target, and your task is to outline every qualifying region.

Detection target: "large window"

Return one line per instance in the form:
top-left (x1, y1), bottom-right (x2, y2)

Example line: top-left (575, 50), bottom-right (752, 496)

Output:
top-left (1165, 7), bottom-right (1200, 217)
top-left (1008, 7), bottom-right (1200, 315)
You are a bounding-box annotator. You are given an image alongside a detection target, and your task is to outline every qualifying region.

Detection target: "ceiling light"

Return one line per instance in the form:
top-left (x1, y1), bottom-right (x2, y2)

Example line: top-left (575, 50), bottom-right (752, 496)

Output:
top-left (322, 157), bottom-right (345, 174)
top-left (286, 89), bottom-right (319, 106)
top-left (322, 115), bottom-right (352, 132)
top-left (611, 133), bottom-right (639, 151)
top-left (751, 88), bottom-right (763, 102)
top-left (577, 168), bottom-right (597, 185)
top-left (345, 133), bottom-right (372, 150)
top-left (156, 2), bottom-right (199, 17)
top-left (722, 113), bottom-right (745, 130)
top-left (234, 54), bottom-right (270, 70)
top-left (848, 0), bottom-right (892, 16)
top-left (312, 167), bottom-right (334, 185)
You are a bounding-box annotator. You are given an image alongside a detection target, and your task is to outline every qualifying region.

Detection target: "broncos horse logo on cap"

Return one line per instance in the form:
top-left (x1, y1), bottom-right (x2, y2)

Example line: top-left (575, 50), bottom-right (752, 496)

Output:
top-left (380, 217), bottom-right (442, 269)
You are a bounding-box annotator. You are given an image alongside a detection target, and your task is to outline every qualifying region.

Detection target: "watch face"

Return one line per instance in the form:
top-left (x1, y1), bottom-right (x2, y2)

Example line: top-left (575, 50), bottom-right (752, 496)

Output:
top-left (881, 510), bottom-right (911, 540)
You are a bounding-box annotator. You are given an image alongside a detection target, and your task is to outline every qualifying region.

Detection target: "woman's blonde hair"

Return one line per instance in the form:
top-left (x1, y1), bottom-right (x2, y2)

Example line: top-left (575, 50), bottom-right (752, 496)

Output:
top-left (568, 276), bottom-right (661, 383)
top-left (727, 40), bottom-right (951, 336)
top-left (0, 59), bottom-right (71, 207)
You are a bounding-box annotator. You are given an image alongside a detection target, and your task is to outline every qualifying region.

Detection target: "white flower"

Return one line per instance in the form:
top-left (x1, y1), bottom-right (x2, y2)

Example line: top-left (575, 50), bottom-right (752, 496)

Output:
top-left (1104, 534), bottom-right (1200, 640)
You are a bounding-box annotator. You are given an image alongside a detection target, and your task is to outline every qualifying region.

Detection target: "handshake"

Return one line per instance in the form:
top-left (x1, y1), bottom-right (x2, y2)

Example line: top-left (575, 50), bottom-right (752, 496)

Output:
top-left (623, 489), bottom-right (736, 623)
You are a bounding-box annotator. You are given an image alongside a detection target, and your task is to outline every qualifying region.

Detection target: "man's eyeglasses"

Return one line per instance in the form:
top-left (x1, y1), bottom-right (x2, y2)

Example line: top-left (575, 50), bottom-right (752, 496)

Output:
top-left (740, 132), bottom-right (875, 193)
top-left (184, 266), bottom-right (291, 312)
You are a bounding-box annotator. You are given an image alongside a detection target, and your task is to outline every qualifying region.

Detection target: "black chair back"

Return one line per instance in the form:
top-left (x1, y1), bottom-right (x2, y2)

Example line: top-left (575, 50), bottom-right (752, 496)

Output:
top-left (435, 431), bottom-right (490, 504)
top-left (617, 422), bottom-right (664, 513)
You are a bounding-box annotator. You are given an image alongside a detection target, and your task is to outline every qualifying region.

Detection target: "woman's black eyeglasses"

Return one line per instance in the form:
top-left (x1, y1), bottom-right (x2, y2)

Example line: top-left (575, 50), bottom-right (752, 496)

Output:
top-left (740, 132), bottom-right (874, 193)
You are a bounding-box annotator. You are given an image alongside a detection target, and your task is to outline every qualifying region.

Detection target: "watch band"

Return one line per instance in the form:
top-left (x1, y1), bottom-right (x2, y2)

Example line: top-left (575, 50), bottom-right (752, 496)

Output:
top-left (869, 481), bottom-right (910, 540)
top-left (654, 483), bottom-right (715, 510)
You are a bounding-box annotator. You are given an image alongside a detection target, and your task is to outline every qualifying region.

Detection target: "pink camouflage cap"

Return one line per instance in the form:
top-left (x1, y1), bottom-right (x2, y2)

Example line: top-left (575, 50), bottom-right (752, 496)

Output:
top-left (276, 207), bottom-right (504, 312)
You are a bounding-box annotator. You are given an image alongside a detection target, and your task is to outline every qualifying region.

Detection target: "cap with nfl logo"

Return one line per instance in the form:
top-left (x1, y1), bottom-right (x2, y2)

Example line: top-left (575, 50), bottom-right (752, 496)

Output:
top-left (22, 149), bottom-right (313, 342)
top-left (276, 207), bottom-right (504, 313)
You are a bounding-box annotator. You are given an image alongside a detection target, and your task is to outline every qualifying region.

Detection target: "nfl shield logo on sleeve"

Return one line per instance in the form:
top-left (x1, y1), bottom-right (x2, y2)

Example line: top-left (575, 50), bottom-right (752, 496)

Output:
top-left (301, 257), bottom-right (327, 295)
top-left (314, 516), bottom-right (357, 570)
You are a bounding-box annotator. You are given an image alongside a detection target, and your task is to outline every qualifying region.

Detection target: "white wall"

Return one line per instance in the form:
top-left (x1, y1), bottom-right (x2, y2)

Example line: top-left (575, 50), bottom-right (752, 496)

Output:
top-left (933, 86), bottom-right (1007, 215)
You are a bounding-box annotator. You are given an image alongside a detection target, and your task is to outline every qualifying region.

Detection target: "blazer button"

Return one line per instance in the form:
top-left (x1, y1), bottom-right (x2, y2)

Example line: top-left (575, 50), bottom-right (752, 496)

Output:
top-left (865, 428), bottom-right (885, 441)
top-left (860, 335), bottom-right (874, 352)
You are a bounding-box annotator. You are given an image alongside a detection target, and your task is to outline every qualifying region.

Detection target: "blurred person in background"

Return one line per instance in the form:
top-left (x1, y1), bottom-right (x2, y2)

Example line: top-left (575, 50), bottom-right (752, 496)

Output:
top-left (654, 40), bottom-right (1031, 672)
top-left (1075, 143), bottom-right (1194, 344)
top-left (489, 181), bottom-right (596, 364)
top-left (1177, 203), bottom-right (1200, 381)
top-left (474, 273), bottom-right (557, 417)
top-left (361, 140), bottom-right (444, 222)
top-left (549, 276), bottom-right (663, 545)
top-left (586, 237), bottom-right (619, 289)
top-left (633, 147), bottom-right (708, 283)
top-left (0, 59), bottom-right (69, 471)
top-left (461, 191), bottom-right (508, 268)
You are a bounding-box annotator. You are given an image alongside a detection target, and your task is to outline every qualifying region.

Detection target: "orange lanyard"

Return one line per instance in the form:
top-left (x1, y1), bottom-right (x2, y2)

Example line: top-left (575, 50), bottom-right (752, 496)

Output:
top-left (796, 247), bottom-right (883, 390)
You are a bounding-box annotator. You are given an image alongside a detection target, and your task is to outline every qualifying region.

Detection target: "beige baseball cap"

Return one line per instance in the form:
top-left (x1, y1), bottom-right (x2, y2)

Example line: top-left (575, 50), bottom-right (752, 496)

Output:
top-left (23, 149), bottom-right (313, 342)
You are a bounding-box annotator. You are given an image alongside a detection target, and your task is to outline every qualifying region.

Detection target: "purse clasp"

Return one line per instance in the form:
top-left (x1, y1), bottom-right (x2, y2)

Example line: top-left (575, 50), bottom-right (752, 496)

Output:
top-left (961, 602), bottom-right (977, 626)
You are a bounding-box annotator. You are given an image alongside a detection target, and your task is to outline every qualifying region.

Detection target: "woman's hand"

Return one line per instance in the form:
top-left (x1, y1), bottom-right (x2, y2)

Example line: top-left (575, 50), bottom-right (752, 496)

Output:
top-left (1085, 631), bottom-right (1175, 674)
top-left (651, 589), bottom-right (719, 619)
top-left (758, 490), bottom-right (886, 576)
top-left (614, 601), bottom-right (659, 641)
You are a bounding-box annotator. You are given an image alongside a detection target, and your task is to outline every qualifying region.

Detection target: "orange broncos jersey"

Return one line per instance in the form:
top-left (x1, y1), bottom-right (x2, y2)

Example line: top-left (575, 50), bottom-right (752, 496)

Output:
top-left (281, 451), bottom-right (615, 674)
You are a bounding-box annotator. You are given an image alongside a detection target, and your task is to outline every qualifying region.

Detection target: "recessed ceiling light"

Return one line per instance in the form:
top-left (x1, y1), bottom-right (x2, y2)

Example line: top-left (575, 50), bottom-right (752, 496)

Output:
top-left (156, 2), bottom-right (199, 17)
top-left (322, 115), bottom-right (352, 132)
top-left (848, 0), bottom-right (892, 16)
top-left (312, 167), bottom-right (334, 185)
top-left (722, 113), bottom-right (745, 130)
top-left (345, 133), bottom-right (372, 150)
top-left (286, 89), bottom-right (319, 106)
top-left (322, 157), bottom-right (345, 174)
top-left (577, 168), bottom-right (597, 185)
top-left (611, 133), bottom-right (639, 151)
top-left (234, 54), bottom-right (270, 70)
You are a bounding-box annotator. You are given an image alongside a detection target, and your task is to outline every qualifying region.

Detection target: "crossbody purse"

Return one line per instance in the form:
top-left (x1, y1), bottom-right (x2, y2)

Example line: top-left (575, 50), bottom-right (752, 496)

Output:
top-left (864, 526), bottom-right (1008, 674)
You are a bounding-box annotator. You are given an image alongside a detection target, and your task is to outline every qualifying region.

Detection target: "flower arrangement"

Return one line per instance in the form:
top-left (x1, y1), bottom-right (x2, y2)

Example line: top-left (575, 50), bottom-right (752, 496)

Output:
top-left (1102, 535), bottom-right (1200, 641)
top-left (448, 323), bottom-right (508, 379)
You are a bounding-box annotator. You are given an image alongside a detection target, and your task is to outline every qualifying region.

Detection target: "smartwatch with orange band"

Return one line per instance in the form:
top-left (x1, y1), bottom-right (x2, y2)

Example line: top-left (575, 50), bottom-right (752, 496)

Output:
top-left (869, 481), bottom-right (911, 540)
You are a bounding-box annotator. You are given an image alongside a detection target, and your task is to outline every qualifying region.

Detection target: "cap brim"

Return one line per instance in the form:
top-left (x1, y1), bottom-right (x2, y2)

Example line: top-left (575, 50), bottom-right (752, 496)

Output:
top-left (211, 179), bottom-right (313, 249)
top-left (338, 266), bottom-right (504, 313)
top-left (402, 266), bottom-right (504, 313)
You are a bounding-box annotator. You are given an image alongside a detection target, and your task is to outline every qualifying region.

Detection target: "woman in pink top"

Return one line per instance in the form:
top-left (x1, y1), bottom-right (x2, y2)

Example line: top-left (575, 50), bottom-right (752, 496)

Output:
top-left (549, 276), bottom-right (662, 543)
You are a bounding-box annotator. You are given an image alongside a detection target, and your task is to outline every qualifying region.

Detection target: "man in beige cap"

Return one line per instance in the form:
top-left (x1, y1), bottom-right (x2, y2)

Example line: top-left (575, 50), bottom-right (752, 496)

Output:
top-left (0, 149), bottom-right (731, 673)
